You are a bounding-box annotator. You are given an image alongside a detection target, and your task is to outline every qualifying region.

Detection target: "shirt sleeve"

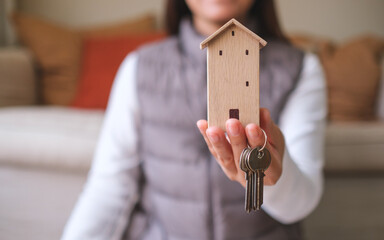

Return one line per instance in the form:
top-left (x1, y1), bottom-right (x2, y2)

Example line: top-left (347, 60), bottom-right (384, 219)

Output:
top-left (62, 53), bottom-right (140, 240)
top-left (262, 53), bottom-right (327, 224)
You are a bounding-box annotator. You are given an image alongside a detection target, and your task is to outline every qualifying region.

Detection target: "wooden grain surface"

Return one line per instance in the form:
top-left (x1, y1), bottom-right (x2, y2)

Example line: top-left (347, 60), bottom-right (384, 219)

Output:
top-left (206, 25), bottom-right (260, 130)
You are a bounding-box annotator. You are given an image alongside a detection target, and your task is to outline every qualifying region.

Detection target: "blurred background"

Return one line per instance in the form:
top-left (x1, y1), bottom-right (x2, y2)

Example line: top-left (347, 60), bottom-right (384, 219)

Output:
top-left (0, 0), bottom-right (383, 239)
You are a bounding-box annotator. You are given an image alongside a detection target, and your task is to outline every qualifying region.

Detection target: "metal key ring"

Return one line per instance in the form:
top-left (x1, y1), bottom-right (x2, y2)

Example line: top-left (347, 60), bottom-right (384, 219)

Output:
top-left (259, 129), bottom-right (267, 152)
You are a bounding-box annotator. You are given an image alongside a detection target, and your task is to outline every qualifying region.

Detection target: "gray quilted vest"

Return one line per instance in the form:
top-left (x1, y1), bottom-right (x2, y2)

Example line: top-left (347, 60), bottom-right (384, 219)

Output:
top-left (125, 19), bottom-right (304, 240)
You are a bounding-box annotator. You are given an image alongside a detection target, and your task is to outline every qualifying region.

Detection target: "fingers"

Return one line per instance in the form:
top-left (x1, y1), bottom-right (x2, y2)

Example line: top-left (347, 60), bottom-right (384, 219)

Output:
top-left (257, 109), bottom-right (284, 185)
top-left (244, 108), bottom-right (280, 149)
top-left (226, 119), bottom-right (248, 170)
top-left (196, 119), bottom-right (239, 181)
top-left (205, 126), bottom-right (238, 178)
top-left (197, 110), bottom-right (284, 187)
top-left (245, 123), bottom-right (266, 149)
top-left (196, 120), bottom-right (217, 159)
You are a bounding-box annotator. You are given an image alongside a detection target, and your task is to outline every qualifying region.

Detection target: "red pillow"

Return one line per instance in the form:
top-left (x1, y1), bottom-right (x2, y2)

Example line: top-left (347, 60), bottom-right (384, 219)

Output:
top-left (72, 32), bottom-right (165, 109)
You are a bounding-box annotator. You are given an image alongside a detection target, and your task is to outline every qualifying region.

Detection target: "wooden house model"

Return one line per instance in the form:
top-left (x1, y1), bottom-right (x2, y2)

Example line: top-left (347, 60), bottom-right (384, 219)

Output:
top-left (200, 18), bottom-right (267, 130)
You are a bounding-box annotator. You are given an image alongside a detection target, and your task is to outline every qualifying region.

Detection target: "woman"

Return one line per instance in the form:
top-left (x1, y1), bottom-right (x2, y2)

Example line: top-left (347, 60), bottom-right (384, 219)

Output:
top-left (62, 0), bottom-right (326, 239)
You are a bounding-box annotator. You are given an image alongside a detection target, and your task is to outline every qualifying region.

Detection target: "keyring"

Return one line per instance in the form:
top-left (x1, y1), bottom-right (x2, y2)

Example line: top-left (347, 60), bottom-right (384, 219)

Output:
top-left (259, 129), bottom-right (267, 152)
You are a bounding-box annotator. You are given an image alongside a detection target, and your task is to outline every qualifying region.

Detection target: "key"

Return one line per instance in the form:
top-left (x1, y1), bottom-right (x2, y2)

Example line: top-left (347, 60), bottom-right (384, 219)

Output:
top-left (247, 170), bottom-right (254, 213)
top-left (244, 149), bottom-right (256, 211)
top-left (247, 147), bottom-right (271, 210)
top-left (240, 147), bottom-right (252, 212)
top-left (250, 170), bottom-right (257, 211)
top-left (255, 169), bottom-right (265, 210)
top-left (240, 147), bottom-right (251, 212)
top-left (244, 148), bottom-right (257, 211)
top-left (239, 147), bottom-right (249, 173)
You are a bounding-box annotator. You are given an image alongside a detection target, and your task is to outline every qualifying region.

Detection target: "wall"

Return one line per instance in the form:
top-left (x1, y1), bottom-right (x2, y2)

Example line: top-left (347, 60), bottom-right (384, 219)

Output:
top-left (0, 1), bottom-right (5, 46)
top-left (0, 0), bottom-right (17, 46)
top-left (17, 0), bottom-right (164, 28)
top-left (1, 0), bottom-right (383, 46)
top-left (276, 0), bottom-right (384, 42)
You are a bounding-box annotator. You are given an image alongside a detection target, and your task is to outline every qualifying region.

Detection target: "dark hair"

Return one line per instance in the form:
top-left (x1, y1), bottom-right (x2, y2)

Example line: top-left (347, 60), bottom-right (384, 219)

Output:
top-left (165, 0), bottom-right (286, 41)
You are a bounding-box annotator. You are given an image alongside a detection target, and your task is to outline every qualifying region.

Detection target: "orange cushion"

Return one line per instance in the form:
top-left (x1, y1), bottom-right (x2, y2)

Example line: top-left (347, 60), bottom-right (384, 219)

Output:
top-left (71, 32), bottom-right (165, 109)
top-left (11, 12), bottom-right (155, 105)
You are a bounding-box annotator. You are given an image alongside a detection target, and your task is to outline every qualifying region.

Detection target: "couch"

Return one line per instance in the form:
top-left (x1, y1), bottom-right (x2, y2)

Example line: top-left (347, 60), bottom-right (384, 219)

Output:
top-left (1, 18), bottom-right (384, 240)
top-left (0, 48), bottom-right (103, 240)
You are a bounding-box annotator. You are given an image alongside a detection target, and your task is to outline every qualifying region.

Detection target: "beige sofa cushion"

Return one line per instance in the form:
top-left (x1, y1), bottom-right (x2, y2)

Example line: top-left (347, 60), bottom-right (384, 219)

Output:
top-left (321, 37), bottom-right (384, 121)
top-left (325, 121), bottom-right (384, 172)
top-left (290, 35), bottom-right (384, 121)
top-left (0, 106), bottom-right (104, 172)
top-left (11, 12), bottom-right (82, 106)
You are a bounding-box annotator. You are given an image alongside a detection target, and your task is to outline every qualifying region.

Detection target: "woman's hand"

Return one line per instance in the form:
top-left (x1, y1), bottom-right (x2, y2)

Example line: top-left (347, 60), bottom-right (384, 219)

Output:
top-left (197, 108), bottom-right (285, 188)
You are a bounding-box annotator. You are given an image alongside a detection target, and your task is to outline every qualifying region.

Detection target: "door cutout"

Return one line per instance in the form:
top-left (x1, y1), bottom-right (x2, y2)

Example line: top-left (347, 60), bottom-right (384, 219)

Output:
top-left (229, 109), bottom-right (239, 120)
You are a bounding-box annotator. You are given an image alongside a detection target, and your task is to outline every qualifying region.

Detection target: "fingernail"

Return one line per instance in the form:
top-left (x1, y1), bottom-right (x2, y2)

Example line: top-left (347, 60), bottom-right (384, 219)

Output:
top-left (207, 132), bottom-right (219, 143)
top-left (227, 122), bottom-right (240, 136)
top-left (248, 124), bottom-right (259, 139)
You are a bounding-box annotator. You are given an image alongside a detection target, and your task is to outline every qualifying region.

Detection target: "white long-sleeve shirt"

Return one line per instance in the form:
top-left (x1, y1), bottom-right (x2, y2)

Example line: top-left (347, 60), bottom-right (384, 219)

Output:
top-left (62, 52), bottom-right (327, 240)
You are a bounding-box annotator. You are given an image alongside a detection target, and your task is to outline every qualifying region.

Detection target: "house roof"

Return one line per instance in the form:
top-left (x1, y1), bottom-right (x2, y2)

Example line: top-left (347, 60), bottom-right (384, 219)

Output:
top-left (200, 18), bottom-right (267, 50)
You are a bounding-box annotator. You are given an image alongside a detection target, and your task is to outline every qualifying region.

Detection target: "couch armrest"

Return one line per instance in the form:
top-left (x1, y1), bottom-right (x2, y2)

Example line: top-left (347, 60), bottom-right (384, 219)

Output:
top-left (325, 121), bottom-right (384, 173)
top-left (0, 48), bottom-right (37, 107)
